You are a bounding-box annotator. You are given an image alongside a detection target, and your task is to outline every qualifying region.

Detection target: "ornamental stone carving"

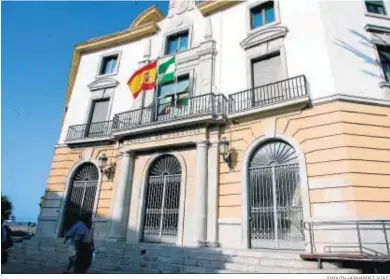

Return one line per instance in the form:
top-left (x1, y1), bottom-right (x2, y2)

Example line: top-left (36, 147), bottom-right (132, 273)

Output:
top-left (168, 0), bottom-right (195, 18)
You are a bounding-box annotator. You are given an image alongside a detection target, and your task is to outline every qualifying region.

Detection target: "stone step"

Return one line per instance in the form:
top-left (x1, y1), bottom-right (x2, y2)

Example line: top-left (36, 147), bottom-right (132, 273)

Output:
top-left (9, 238), bottom-right (361, 274)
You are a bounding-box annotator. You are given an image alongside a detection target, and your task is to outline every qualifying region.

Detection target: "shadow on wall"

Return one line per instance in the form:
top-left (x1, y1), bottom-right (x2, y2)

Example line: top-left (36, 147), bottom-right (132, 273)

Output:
top-left (334, 29), bottom-right (383, 80)
top-left (16, 191), bottom-right (232, 274)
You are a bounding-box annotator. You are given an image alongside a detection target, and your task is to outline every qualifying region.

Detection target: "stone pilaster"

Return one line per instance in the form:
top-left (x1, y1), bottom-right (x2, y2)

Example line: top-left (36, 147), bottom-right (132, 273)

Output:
top-left (108, 151), bottom-right (135, 239)
top-left (194, 140), bottom-right (209, 246)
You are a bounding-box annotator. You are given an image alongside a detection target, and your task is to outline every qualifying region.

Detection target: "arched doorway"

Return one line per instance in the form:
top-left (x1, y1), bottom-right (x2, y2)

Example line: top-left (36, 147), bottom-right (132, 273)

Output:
top-left (61, 162), bottom-right (99, 236)
top-left (248, 140), bottom-right (304, 249)
top-left (141, 155), bottom-right (182, 243)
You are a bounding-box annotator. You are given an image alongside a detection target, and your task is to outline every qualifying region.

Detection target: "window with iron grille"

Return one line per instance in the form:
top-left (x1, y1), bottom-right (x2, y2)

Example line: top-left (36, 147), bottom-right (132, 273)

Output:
top-left (250, 1), bottom-right (275, 30)
top-left (165, 31), bottom-right (189, 55)
top-left (377, 45), bottom-right (390, 82)
top-left (365, 0), bottom-right (387, 15)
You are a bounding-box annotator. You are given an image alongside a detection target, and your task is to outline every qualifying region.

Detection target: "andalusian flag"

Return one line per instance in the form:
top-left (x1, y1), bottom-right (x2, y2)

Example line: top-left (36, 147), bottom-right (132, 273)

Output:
top-left (128, 61), bottom-right (157, 99)
top-left (158, 56), bottom-right (176, 84)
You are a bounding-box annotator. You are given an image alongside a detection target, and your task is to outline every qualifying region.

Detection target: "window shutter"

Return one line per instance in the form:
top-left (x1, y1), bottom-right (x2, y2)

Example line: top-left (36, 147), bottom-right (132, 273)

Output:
top-left (252, 53), bottom-right (282, 88)
top-left (90, 99), bottom-right (110, 123)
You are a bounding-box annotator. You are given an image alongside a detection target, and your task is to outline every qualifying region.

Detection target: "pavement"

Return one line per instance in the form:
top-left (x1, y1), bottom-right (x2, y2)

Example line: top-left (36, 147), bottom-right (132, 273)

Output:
top-left (1, 262), bottom-right (128, 274)
top-left (1, 262), bottom-right (64, 274)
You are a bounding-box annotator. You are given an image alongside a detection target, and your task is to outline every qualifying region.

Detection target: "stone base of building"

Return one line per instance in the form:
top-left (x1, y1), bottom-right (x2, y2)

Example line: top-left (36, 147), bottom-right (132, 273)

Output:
top-left (9, 237), bottom-right (365, 274)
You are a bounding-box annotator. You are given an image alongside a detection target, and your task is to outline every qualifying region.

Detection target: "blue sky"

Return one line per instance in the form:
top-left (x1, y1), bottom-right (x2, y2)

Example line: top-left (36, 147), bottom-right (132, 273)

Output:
top-left (2, 1), bottom-right (169, 222)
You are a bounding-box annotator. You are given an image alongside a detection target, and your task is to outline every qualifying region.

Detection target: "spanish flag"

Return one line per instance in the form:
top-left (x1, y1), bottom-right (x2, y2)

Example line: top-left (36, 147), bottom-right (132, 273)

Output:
top-left (127, 61), bottom-right (157, 99)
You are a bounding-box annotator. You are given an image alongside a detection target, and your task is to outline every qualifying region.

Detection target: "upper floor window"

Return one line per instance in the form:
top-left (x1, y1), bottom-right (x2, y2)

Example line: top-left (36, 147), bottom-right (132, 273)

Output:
top-left (157, 74), bottom-right (191, 117)
top-left (250, 1), bottom-right (275, 30)
top-left (365, 0), bottom-right (387, 15)
top-left (377, 45), bottom-right (390, 81)
top-left (98, 54), bottom-right (119, 76)
top-left (165, 31), bottom-right (189, 55)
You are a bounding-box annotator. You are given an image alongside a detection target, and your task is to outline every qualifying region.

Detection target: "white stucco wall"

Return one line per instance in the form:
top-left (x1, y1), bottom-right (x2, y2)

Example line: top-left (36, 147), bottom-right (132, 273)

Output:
top-left (319, 0), bottom-right (390, 100)
top-left (59, 0), bottom-right (390, 144)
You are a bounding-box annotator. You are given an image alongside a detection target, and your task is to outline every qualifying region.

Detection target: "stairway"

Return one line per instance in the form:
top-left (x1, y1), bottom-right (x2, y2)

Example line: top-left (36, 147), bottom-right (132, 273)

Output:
top-left (7, 237), bottom-right (361, 274)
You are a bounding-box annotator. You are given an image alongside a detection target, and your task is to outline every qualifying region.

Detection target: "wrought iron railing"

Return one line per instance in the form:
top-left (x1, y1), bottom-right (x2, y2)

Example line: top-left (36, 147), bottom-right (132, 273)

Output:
top-left (228, 75), bottom-right (308, 114)
top-left (305, 220), bottom-right (390, 258)
top-left (64, 75), bottom-right (310, 142)
top-left (112, 93), bottom-right (227, 132)
top-left (66, 120), bottom-right (113, 141)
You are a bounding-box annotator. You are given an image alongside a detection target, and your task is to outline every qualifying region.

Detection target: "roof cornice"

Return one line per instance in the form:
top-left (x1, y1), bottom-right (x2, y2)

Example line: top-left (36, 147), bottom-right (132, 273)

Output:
top-left (197, 0), bottom-right (242, 16)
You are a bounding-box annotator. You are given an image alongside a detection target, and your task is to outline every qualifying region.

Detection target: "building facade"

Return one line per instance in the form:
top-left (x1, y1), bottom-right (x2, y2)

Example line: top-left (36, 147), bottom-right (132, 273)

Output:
top-left (37, 0), bottom-right (390, 254)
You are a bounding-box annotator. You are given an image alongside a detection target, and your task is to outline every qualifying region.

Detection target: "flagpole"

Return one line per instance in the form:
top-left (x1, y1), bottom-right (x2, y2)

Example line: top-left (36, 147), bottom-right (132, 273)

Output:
top-left (173, 55), bottom-right (178, 116)
top-left (154, 56), bottom-right (161, 122)
top-left (139, 57), bottom-right (151, 126)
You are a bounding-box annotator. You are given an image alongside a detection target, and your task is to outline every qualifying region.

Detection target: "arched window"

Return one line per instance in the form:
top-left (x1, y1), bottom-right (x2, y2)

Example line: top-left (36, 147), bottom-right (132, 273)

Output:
top-left (61, 163), bottom-right (99, 235)
top-left (142, 155), bottom-right (182, 243)
top-left (248, 140), bottom-right (304, 249)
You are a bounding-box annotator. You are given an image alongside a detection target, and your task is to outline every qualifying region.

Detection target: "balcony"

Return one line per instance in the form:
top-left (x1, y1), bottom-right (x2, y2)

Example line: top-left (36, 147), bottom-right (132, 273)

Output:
top-left (64, 75), bottom-right (309, 143)
top-left (111, 93), bottom-right (228, 137)
top-left (229, 75), bottom-right (309, 118)
top-left (66, 120), bottom-right (113, 143)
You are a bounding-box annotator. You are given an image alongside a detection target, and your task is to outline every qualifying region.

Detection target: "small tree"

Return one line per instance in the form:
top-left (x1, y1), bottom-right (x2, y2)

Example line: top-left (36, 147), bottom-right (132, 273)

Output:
top-left (1, 195), bottom-right (13, 221)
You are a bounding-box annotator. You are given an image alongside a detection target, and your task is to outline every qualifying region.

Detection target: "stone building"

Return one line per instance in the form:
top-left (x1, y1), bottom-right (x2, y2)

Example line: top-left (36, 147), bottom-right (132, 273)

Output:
top-left (36, 0), bottom-right (389, 261)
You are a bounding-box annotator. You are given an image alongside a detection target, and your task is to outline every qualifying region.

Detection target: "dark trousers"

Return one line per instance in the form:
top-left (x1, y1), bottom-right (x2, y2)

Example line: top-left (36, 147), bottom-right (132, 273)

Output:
top-left (74, 243), bottom-right (93, 273)
top-left (1, 250), bottom-right (8, 264)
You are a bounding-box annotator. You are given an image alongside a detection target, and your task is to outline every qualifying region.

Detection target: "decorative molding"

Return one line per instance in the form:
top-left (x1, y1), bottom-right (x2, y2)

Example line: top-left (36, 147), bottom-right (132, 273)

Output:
top-left (87, 77), bottom-right (119, 91)
top-left (197, 0), bottom-right (241, 16)
top-left (218, 218), bottom-right (241, 225)
top-left (364, 23), bottom-right (390, 33)
top-left (379, 81), bottom-right (390, 88)
top-left (168, 0), bottom-right (196, 18)
top-left (122, 127), bottom-right (205, 146)
top-left (82, 148), bottom-right (94, 161)
top-left (311, 93), bottom-right (390, 107)
top-left (240, 25), bottom-right (288, 50)
top-left (364, 12), bottom-right (390, 21)
top-left (161, 16), bottom-right (194, 57)
top-left (204, 18), bottom-right (213, 41)
top-left (129, 6), bottom-right (164, 30)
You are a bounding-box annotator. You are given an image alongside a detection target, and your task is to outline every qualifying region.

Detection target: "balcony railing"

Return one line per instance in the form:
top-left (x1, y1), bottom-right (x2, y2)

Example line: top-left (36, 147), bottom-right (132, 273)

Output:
top-left (66, 120), bottom-right (113, 142)
top-left (65, 75), bottom-right (309, 143)
top-left (229, 75), bottom-right (308, 114)
top-left (112, 93), bottom-right (228, 132)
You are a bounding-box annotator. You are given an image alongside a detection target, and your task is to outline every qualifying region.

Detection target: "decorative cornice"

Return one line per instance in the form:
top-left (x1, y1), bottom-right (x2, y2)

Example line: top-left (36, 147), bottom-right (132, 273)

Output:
top-left (129, 6), bottom-right (164, 31)
top-left (197, 0), bottom-right (241, 16)
top-left (240, 25), bottom-right (288, 50)
top-left (87, 77), bottom-right (119, 91)
top-left (311, 93), bottom-right (390, 107)
top-left (364, 23), bottom-right (390, 33)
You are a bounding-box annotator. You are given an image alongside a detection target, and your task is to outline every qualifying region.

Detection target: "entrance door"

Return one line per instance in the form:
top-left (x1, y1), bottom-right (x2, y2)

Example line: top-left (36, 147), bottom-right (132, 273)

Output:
top-left (61, 163), bottom-right (99, 236)
top-left (142, 155), bottom-right (182, 243)
top-left (248, 140), bottom-right (304, 250)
